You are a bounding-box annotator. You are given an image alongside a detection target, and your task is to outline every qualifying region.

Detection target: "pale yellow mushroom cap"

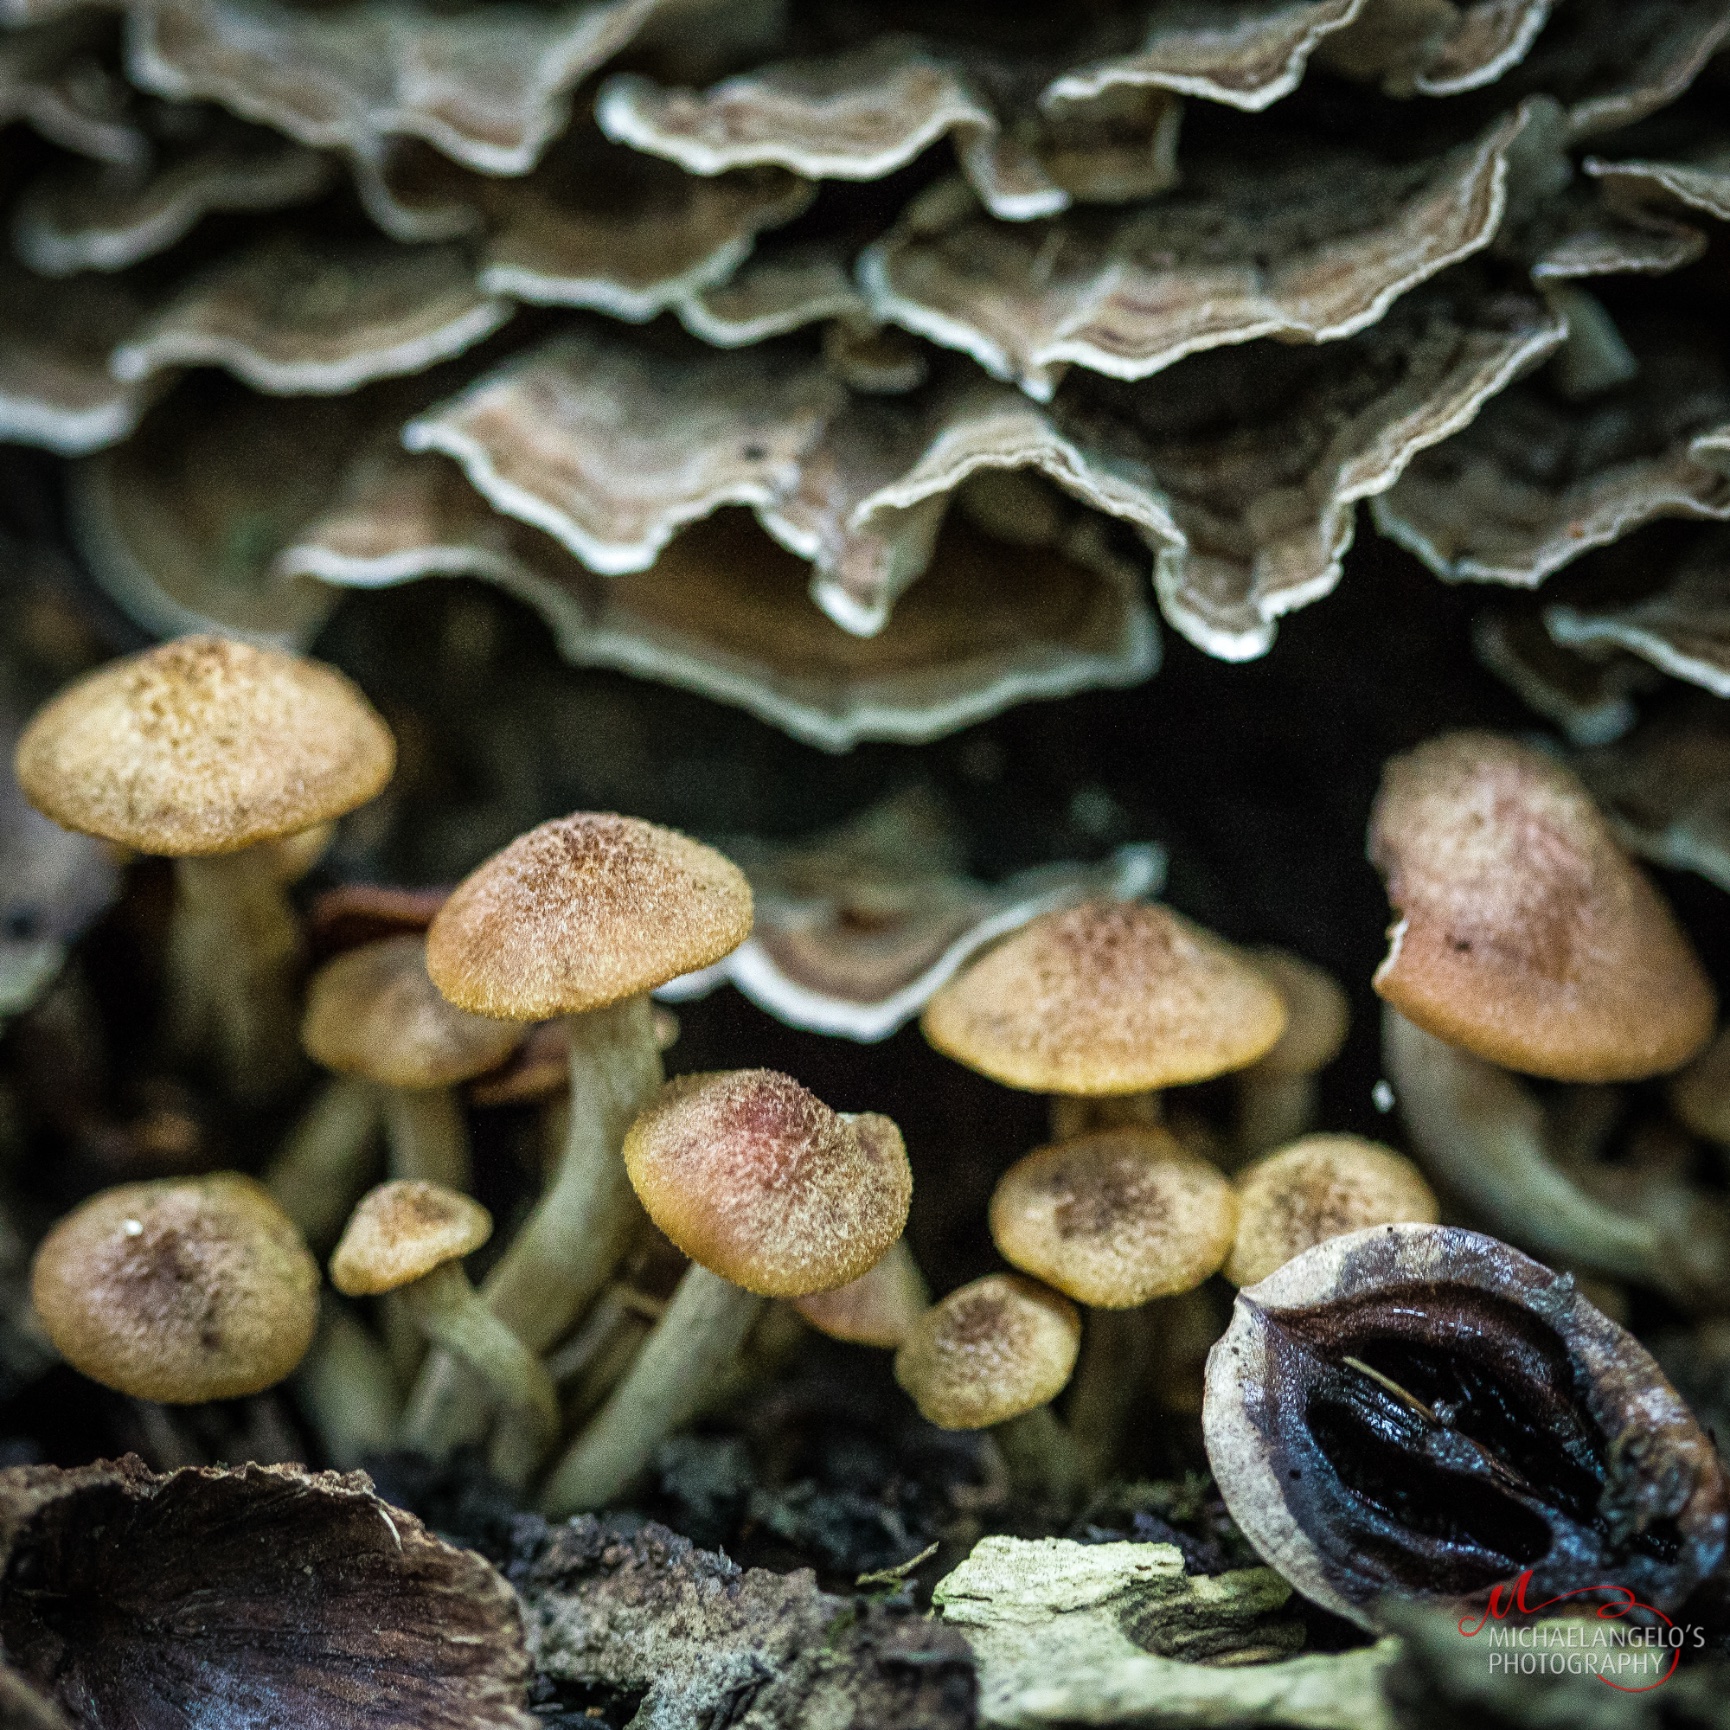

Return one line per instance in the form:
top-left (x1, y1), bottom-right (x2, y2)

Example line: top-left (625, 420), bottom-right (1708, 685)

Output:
top-left (1249, 948), bottom-right (1349, 1078)
top-left (894, 1272), bottom-right (1080, 1429)
top-left (329, 1179), bottom-right (492, 1297)
top-left (988, 1127), bottom-right (1238, 1307)
top-left (624, 1069), bottom-right (911, 1298)
top-left (921, 900), bottom-right (1287, 1095)
top-left (425, 812), bottom-right (752, 1020)
top-left (15, 635), bottom-right (394, 855)
top-left (31, 1174), bottom-right (319, 1402)
top-left (1369, 731), bottom-right (1714, 1081)
top-left (303, 934), bottom-right (524, 1089)
top-left (1226, 1135), bottom-right (1439, 1287)
top-left (793, 1238), bottom-right (929, 1347)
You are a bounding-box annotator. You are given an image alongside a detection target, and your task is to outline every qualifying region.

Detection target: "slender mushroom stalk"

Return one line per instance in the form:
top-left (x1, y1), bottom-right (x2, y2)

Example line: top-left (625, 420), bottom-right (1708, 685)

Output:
top-left (13, 636), bottom-right (395, 1103)
top-left (988, 1126), bottom-right (1238, 1486)
top-left (264, 1076), bottom-right (384, 1250)
top-left (793, 1237), bottom-right (929, 1347)
top-left (291, 1293), bottom-right (402, 1467)
top-left (301, 935), bottom-right (522, 1191)
top-left (30, 1173), bottom-right (320, 1402)
top-left (407, 815), bottom-right (752, 1455)
top-left (894, 1273), bottom-right (1084, 1511)
top-left (1233, 950), bottom-right (1349, 1163)
top-left (540, 1069), bottom-right (911, 1515)
top-left (330, 1181), bottom-right (558, 1489)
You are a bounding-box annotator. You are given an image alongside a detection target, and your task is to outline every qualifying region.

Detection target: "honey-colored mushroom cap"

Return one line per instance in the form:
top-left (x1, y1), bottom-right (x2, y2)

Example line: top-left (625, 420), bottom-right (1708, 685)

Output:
top-left (1227, 1135), bottom-right (1439, 1287)
top-left (303, 934), bottom-right (524, 1089)
top-left (31, 1173), bottom-right (319, 1402)
top-left (1369, 731), bottom-right (1715, 1081)
top-left (921, 900), bottom-right (1287, 1094)
top-left (14, 635), bottom-right (394, 855)
top-left (894, 1272), bottom-right (1080, 1430)
top-left (623, 1069), bottom-right (911, 1298)
top-left (425, 812), bottom-right (753, 1020)
top-left (329, 1180), bottom-right (492, 1297)
top-left (989, 1127), bottom-right (1238, 1308)
top-left (1250, 949), bottom-right (1350, 1078)
top-left (793, 1238), bottom-right (929, 1347)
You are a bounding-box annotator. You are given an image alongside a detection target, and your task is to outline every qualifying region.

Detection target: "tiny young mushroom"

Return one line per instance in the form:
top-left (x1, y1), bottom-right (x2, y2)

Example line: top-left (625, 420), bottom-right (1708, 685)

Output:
top-left (539, 1068), bottom-right (911, 1515)
top-left (792, 1236), bottom-right (929, 1348)
top-left (301, 933), bottom-right (525, 1191)
top-left (329, 1180), bottom-right (559, 1488)
top-left (1370, 733), bottom-right (1719, 1295)
top-left (1226, 1135), bottom-right (1439, 1288)
top-left (30, 1172), bottom-right (319, 1402)
top-left (1234, 950), bottom-right (1350, 1162)
top-left (1203, 1223), bottom-right (1730, 1629)
top-left (13, 636), bottom-right (395, 1101)
top-left (920, 899), bottom-right (1288, 1141)
top-left (894, 1272), bottom-right (1083, 1507)
top-left (988, 1125), bottom-right (1239, 1484)
top-left (412, 813), bottom-right (752, 1452)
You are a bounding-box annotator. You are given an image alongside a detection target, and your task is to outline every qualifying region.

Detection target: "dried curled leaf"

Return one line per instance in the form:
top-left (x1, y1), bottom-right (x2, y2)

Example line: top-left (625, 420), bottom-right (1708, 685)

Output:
top-left (13, 122), bottom-right (334, 276)
top-left (111, 234), bottom-right (511, 395)
top-left (1547, 525), bottom-right (1730, 697)
top-left (860, 104), bottom-right (1538, 399)
top-left (0, 1457), bottom-right (533, 1730)
top-left (1374, 316), bottom-right (1730, 586)
top-left (0, 264), bottom-right (157, 454)
top-left (125, 0), bottom-right (678, 176)
top-left (658, 786), bottom-right (1164, 1038)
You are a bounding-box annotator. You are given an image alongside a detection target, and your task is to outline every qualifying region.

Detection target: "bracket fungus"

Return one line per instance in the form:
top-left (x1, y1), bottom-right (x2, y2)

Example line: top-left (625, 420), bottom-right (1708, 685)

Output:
top-left (15, 634), bottom-right (394, 1100)
top-left (31, 1173), bottom-right (319, 1403)
top-left (1203, 1223), bottom-right (1730, 1629)
top-left (0, 1457), bottom-right (533, 1730)
top-left (541, 1068), bottom-right (911, 1513)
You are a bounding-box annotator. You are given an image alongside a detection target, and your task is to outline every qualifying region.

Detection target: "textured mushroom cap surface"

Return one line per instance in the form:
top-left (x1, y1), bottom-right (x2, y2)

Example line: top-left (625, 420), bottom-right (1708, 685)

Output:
top-left (894, 1272), bottom-right (1080, 1430)
top-left (921, 900), bottom-right (1287, 1094)
top-left (1227, 1135), bottom-right (1439, 1287)
top-left (14, 635), bottom-right (394, 855)
top-left (329, 1179), bottom-right (491, 1297)
top-left (31, 1174), bottom-right (318, 1402)
top-left (1250, 948), bottom-right (1350, 1078)
top-left (623, 1069), bottom-right (910, 1297)
top-left (1369, 730), bottom-right (1715, 1081)
top-left (426, 812), bottom-right (752, 1019)
top-left (792, 1237), bottom-right (928, 1347)
top-left (989, 1127), bottom-right (1238, 1307)
top-left (303, 934), bottom-right (523, 1088)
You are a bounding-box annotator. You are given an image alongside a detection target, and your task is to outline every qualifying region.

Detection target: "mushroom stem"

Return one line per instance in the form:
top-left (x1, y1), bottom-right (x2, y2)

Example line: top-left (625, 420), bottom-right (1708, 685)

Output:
top-left (1050, 1091), bottom-right (1162, 1142)
top-left (1066, 1306), bottom-right (1153, 1487)
top-left (404, 993), bottom-right (662, 1454)
top-left (266, 1077), bottom-right (383, 1250)
top-left (167, 848), bottom-right (306, 1102)
top-left (396, 1262), bottom-right (560, 1489)
top-left (382, 1086), bottom-right (471, 1191)
top-left (1382, 1007), bottom-right (1661, 1284)
top-left (292, 1294), bottom-right (401, 1468)
top-left (540, 1263), bottom-right (764, 1517)
top-left (995, 1404), bottom-right (1085, 1510)
top-left (1234, 1072), bottom-right (1317, 1162)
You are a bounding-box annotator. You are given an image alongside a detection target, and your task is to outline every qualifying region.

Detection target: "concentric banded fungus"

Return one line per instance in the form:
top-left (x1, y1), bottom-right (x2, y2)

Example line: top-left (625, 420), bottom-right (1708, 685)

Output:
top-left (922, 899), bottom-right (1286, 1137)
top-left (331, 1180), bottom-right (558, 1487)
top-left (793, 1237), bottom-right (929, 1349)
top-left (415, 814), bottom-right (750, 1451)
top-left (541, 1068), bottom-right (910, 1512)
top-left (989, 1127), bottom-right (1238, 1309)
top-left (31, 1173), bottom-right (319, 1402)
top-left (1203, 1223), bottom-right (1730, 1629)
top-left (1226, 1135), bottom-right (1438, 1288)
top-left (1235, 950), bottom-right (1350, 1158)
top-left (303, 934), bottom-right (523, 1192)
top-left (14, 635), bottom-right (395, 1099)
top-left (0, 1457), bottom-right (533, 1730)
top-left (1369, 730), bottom-right (1715, 1080)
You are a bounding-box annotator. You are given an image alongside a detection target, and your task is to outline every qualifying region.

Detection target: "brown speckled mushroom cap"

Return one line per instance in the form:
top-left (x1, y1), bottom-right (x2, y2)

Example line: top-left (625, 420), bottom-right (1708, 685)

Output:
top-left (920, 900), bottom-right (1287, 1094)
top-left (14, 635), bottom-right (394, 856)
top-left (1227, 1135), bottom-right (1439, 1288)
top-left (624, 1070), bottom-right (911, 1298)
top-left (425, 812), bottom-right (753, 1020)
top-left (793, 1237), bottom-right (929, 1347)
top-left (1370, 731), bottom-right (1715, 1082)
top-left (989, 1127), bottom-right (1239, 1308)
top-left (894, 1272), bottom-right (1080, 1430)
top-left (1250, 948), bottom-right (1350, 1078)
top-left (329, 1180), bottom-right (492, 1297)
top-left (30, 1173), bottom-right (319, 1403)
top-left (303, 934), bottom-right (524, 1090)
